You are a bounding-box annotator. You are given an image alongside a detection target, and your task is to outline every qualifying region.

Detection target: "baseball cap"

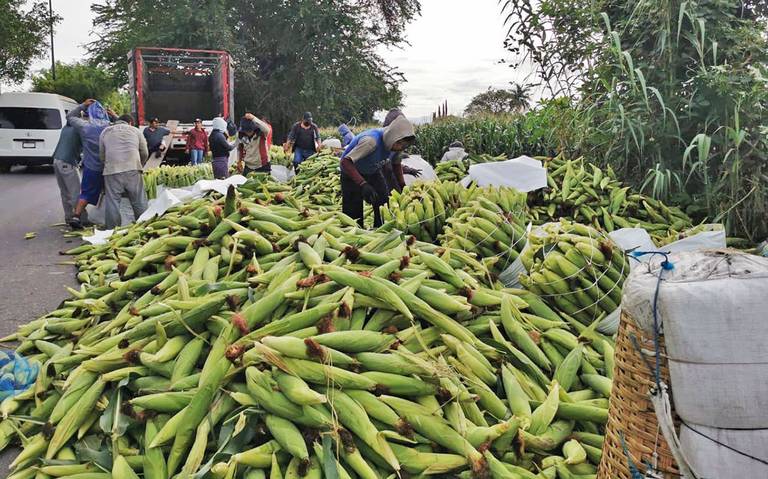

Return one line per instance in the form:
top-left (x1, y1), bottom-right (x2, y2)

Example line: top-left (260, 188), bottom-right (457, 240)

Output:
top-left (239, 117), bottom-right (257, 133)
top-left (303, 112), bottom-right (313, 121)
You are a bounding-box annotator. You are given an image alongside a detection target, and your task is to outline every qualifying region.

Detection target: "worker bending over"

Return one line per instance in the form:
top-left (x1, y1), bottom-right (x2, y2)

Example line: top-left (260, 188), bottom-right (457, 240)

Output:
top-left (340, 115), bottom-right (415, 228)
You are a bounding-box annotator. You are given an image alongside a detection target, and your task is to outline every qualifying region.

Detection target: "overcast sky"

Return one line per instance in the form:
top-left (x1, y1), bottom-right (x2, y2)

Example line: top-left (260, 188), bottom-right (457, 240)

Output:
top-left (378, 0), bottom-right (536, 119)
top-left (19, 0), bottom-right (534, 119)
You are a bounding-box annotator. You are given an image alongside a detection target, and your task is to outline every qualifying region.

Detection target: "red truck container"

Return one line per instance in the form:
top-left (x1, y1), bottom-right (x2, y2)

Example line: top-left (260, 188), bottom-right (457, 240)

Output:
top-left (128, 47), bottom-right (234, 160)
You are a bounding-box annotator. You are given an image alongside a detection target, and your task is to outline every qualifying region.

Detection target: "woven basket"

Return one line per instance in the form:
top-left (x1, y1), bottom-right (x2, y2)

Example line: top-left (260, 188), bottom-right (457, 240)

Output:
top-left (596, 311), bottom-right (681, 479)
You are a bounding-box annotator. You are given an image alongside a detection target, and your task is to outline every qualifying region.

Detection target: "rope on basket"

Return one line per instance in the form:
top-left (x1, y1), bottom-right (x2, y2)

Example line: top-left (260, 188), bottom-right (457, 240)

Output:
top-left (629, 251), bottom-right (700, 479)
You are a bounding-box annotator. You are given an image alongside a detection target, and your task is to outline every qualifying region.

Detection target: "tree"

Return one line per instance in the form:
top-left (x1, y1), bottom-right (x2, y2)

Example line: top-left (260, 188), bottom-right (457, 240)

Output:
top-left (0, 1), bottom-right (59, 84)
top-left (499, 0), bottom-right (768, 239)
top-left (464, 84), bottom-right (533, 116)
top-left (31, 61), bottom-right (120, 102)
top-left (87, 0), bottom-right (420, 138)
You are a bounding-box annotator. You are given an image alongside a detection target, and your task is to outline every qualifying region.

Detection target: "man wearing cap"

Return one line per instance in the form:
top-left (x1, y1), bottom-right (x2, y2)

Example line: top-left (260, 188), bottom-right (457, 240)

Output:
top-left (143, 117), bottom-right (170, 158)
top-left (340, 114), bottom-right (416, 228)
top-left (237, 113), bottom-right (272, 176)
top-left (185, 119), bottom-right (209, 165)
top-left (286, 112), bottom-right (321, 173)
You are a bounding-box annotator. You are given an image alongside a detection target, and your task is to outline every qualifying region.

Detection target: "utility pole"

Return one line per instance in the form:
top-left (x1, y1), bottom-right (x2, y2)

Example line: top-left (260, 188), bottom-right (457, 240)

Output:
top-left (49, 0), bottom-right (56, 80)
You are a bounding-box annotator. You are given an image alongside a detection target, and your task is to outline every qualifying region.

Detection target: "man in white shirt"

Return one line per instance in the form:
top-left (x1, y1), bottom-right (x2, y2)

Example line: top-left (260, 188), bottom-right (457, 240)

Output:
top-left (99, 114), bottom-right (149, 228)
top-left (440, 141), bottom-right (469, 162)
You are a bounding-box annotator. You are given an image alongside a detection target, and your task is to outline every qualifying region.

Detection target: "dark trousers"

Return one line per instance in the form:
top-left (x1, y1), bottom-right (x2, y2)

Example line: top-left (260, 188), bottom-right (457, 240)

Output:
top-left (381, 162), bottom-right (400, 194)
top-left (212, 157), bottom-right (229, 179)
top-left (341, 170), bottom-right (389, 229)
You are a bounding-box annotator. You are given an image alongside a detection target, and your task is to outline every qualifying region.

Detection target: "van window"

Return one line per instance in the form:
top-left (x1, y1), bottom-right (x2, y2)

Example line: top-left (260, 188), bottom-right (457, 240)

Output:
top-left (0, 107), bottom-right (62, 130)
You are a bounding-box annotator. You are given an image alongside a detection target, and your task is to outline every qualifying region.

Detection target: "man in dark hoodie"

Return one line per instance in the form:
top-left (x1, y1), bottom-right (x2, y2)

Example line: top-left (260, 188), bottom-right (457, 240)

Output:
top-left (339, 115), bottom-right (416, 228)
top-left (209, 117), bottom-right (237, 179)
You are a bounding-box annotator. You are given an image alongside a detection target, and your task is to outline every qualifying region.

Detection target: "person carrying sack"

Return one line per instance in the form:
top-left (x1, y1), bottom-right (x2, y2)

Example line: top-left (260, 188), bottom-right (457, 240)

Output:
top-left (66, 99), bottom-right (117, 229)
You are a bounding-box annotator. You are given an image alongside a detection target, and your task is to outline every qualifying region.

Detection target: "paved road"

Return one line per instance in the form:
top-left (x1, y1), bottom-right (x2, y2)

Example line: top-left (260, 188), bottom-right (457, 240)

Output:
top-left (0, 165), bottom-right (82, 475)
top-left (0, 165), bottom-right (80, 332)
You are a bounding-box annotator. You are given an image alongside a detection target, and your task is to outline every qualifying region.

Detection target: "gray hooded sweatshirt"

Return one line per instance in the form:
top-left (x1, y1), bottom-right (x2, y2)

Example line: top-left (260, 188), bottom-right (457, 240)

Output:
top-left (344, 115), bottom-right (415, 164)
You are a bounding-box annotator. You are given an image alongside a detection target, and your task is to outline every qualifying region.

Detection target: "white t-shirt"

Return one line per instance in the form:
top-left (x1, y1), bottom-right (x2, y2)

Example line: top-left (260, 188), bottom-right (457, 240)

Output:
top-left (440, 147), bottom-right (468, 163)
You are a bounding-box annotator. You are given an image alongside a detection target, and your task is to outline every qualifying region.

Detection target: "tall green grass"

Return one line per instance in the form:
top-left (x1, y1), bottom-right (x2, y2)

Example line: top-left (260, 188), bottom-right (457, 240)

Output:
top-left (413, 100), bottom-right (573, 162)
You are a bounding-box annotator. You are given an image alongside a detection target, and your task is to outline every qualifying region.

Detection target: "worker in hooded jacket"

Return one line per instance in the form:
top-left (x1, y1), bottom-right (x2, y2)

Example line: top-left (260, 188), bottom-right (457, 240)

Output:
top-left (339, 114), bottom-right (416, 228)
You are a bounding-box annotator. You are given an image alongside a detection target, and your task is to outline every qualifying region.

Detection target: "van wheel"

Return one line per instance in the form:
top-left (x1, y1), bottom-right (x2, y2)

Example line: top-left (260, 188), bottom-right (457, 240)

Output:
top-left (0, 164), bottom-right (11, 173)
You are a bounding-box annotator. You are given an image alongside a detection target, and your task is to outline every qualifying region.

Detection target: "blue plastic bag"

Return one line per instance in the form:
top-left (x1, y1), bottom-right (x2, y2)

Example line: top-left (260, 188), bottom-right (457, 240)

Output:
top-left (0, 350), bottom-right (39, 401)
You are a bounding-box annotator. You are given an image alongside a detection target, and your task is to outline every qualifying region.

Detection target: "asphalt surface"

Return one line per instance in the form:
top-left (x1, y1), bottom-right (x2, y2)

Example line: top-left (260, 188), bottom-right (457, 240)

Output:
top-left (0, 165), bottom-right (80, 330)
top-left (0, 165), bottom-right (82, 475)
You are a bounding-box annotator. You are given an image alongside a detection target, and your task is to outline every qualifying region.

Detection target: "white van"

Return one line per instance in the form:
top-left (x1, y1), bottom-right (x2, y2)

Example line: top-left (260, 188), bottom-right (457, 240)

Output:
top-left (0, 92), bottom-right (79, 172)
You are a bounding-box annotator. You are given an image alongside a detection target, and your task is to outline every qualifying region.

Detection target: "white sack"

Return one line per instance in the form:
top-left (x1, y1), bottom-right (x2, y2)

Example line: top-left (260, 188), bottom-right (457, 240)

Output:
top-left (321, 138), bottom-right (342, 149)
top-left (137, 175), bottom-right (247, 223)
top-left (609, 225), bottom-right (726, 270)
top-left (498, 223), bottom-right (533, 289)
top-left (270, 165), bottom-right (295, 183)
top-left (460, 155), bottom-right (547, 192)
top-left (623, 250), bottom-right (768, 428)
top-left (680, 423), bottom-right (768, 479)
top-left (402, 155), bottom-right (437, 185)
top-left (83, 228), bottom-right (117, 245)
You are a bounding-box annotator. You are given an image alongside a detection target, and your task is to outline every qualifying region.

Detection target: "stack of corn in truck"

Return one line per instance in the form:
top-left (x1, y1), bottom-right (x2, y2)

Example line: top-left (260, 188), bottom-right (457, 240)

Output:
top-left (0, 154), bottom-right (695, 478)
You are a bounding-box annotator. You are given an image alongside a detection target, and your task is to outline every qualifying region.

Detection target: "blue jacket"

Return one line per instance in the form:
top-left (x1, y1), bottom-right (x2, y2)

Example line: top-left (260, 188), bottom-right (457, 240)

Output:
top-left (338, 124), bottom-right (354, 148)
top-left (67, 104), bottom-right (112, 172)
top-left (52, 125), bottom-right (82, 166)
top-left (340, 128), bottom-right (390, 175)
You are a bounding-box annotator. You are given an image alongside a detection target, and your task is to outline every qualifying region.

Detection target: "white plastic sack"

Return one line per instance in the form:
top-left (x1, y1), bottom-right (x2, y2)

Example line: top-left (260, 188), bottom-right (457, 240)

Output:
top-left (83, 228), bottom-right (116, 245)
top-left (137, 175), bottom-right (247, 223)
top-left (680, 423), bottom-right (768, 479)
top-left (498, 258), bottom-right (527, 289)
top-left (623, 250), bottom-right (768, 428)
top-left (84, 202), bottom-right (106, 227)
top-left (321, 138), bottom-right (342, 149)
top-left (402, 155), bottom-right (437, 185)
top-left (499, 224), bottom-right (533, 288)
top-left (439, 147), bottom-right (468, 163)
top-left (664, 227), bottom-right (726, 254)
top-left (85, 197), bottom-right (143, 232)
top-left (596, 307), bottom-right (621, 335)
top-left (460, 155), bottom-right (547, 192)
top-left (609, 228), bottom-right (657, 253)
top-left (270, 165), bottom-right (295, 183)
top-left (610, 225), bottom-right (726, 271)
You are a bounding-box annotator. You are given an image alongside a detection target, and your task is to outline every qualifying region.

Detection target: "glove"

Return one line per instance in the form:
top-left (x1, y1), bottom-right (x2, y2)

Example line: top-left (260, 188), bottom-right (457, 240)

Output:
top-left (361, 182), bottom-right (378, 204)
top-left (403, 166), bottom-right (422, 177)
